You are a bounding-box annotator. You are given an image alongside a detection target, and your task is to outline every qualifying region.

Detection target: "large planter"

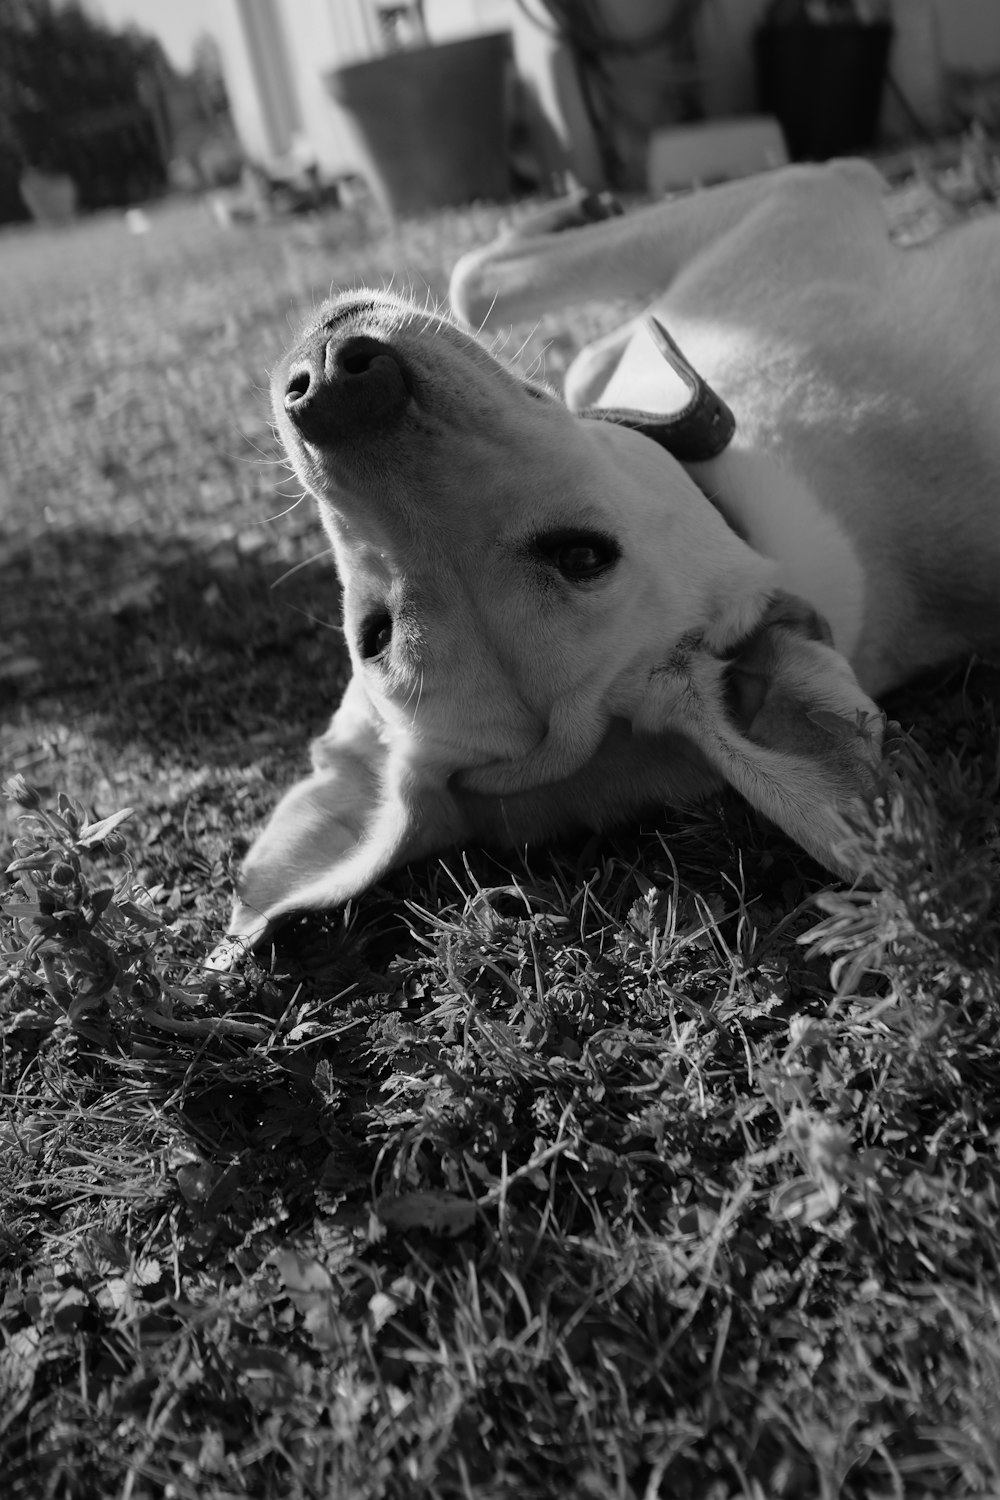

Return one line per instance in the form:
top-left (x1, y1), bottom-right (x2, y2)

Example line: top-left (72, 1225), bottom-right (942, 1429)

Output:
top-left (755, 22), bottom-right (893, 160)
top-left (327, 33), bottom-right (511, 218)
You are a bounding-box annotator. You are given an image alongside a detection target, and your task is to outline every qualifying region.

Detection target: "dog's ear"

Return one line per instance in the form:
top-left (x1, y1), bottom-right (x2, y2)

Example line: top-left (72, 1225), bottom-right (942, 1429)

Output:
top-left (224, 685), bottom-right (466, 952)
top-left (635, 593), bottom-right (883, 876)
top-left (225, 766), bottom-right (463, 949)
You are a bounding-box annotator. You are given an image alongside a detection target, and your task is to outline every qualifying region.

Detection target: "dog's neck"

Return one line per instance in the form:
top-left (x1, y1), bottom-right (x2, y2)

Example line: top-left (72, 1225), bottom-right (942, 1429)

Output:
top-left (685, 440), bottom-right (866, 667)
top-left (581, 322), bottom-right (867, 669)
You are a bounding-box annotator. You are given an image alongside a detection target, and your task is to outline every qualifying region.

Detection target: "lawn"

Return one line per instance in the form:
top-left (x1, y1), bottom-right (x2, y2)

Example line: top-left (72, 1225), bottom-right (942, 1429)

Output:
top-left (2, 171), bottom-right (1000, 1499)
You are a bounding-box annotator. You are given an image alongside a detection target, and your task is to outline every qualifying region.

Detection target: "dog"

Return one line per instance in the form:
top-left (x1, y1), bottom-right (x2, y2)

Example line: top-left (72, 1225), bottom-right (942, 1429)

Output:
top-left (222, 159), bottom-right (1000, 955)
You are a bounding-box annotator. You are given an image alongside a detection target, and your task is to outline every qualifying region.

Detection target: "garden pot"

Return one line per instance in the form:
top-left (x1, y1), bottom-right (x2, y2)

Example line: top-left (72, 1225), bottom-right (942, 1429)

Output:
top-left (755, 22), bottom-right (893, 160)
top-left (326, 32), bottom-right (511, 218)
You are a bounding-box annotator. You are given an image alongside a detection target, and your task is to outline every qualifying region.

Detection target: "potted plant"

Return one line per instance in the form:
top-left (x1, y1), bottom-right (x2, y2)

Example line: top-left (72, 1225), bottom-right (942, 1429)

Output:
top-left (755, 0), bottom-right (894, 160)
top-left (325, 2), bottom-right (512, 219)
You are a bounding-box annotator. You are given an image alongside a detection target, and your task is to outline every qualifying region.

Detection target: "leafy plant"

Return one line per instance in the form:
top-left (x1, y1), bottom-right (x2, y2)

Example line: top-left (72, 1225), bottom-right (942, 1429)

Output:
top-left (3, 775), bottom-right (159, 1039)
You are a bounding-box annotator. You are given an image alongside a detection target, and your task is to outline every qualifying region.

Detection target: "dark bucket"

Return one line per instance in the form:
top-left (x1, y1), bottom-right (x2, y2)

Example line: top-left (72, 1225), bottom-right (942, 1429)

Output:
top-left (755, 22), bottom-right (893, 160)
top-left (327, 32), bottom-right (511, 218)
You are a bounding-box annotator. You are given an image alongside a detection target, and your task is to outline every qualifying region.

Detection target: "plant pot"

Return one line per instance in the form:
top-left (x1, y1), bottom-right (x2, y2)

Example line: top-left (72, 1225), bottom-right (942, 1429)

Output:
top-left (326, 32), bottom-right (511, 218)
top-left (755, 21), bottom-right (893, 160)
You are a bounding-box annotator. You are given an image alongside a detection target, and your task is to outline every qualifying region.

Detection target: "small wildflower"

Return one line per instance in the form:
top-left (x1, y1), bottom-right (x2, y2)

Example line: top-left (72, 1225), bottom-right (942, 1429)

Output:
top-left (3, 775), bottom-right (42, 811)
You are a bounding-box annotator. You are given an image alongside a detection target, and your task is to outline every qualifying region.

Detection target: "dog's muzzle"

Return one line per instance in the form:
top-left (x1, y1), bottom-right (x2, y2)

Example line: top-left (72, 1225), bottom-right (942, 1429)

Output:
top-left (281, 332), bottom-right (412, 443)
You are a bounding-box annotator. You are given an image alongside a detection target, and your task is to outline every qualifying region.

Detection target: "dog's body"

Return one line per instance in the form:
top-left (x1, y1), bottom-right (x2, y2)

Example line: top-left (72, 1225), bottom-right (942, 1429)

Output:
top-left (452, 160), bottom-right (1000, 697)
top-left (224, 160), bottom-right (1000, 952)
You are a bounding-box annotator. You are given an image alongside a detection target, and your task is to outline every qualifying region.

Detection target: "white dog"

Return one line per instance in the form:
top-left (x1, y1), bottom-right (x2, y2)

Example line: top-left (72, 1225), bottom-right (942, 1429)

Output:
top-left (224, 160), bottom-right (1000, 952)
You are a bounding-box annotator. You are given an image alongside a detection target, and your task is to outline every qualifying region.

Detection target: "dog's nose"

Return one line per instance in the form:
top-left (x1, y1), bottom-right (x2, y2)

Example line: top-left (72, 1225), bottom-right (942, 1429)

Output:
top-left (282, 334), bottom-right (411, 442)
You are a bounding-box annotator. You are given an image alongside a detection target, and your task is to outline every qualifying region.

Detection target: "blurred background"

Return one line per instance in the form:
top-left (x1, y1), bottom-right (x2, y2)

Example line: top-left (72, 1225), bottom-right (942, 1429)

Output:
top-left (2, 0), bottom-right (1000, 229)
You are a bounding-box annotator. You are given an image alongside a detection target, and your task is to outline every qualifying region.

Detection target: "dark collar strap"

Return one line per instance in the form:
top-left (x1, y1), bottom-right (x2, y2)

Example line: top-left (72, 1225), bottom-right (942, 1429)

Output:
top-left (580, 314), bottom-right (736, 464)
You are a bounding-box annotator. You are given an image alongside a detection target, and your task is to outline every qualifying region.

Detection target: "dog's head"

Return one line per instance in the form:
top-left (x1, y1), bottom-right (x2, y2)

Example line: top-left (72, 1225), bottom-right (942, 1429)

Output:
top-left (227, 291), bottom-right (882, 946)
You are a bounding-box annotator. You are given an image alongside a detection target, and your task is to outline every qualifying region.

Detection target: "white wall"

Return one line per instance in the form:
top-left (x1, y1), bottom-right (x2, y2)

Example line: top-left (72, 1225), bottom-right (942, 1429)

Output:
top-left (423, 0), bottom-right (514, 42)
top-left (213, 0), bottom-right (274, 165)
top-left (933, 0), bottom-right (1000, 71)
top-left (214, 0), bottom-right (380, 176)
top-left (279, 0), bottom-right (372, 175)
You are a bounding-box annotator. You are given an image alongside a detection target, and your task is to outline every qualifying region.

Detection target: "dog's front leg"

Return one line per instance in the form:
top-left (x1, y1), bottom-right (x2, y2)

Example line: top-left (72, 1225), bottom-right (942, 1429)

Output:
top-left (449, 159), bottom-right (887, 332)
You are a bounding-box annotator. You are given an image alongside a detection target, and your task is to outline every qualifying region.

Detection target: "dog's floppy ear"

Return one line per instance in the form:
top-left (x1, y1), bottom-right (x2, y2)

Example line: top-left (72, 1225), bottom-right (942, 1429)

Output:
top-left (635, 593), bottom-right (884, 875)
top-left (223, 681), bottom-right (466, 952)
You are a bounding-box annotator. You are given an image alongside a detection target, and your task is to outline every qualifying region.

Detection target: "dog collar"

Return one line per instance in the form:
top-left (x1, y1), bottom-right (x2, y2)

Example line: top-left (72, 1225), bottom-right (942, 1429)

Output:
top-left (580, 315), bottom-right (736, 463)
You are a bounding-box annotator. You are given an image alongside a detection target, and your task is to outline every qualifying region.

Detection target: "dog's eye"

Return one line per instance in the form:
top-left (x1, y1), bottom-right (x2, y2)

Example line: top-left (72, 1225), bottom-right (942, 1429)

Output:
top-left (535, 529), bottom-right (620, 581)
top-left (360, 611), bottom-right (393, 659)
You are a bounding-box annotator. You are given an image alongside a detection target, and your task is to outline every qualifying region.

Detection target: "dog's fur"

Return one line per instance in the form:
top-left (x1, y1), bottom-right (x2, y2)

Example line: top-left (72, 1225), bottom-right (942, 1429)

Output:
top-left (224, 160), bottom-right (1000, 952)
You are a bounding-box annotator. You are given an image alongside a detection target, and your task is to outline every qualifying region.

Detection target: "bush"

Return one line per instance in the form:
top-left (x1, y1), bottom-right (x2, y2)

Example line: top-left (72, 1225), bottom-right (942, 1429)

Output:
top-left (0, 0), bottom-right (167, 219)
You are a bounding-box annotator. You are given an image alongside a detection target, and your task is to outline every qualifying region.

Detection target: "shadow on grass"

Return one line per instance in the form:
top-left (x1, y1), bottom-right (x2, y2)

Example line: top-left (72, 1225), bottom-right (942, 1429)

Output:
top-left (0, 521), bottom-right (349, 769)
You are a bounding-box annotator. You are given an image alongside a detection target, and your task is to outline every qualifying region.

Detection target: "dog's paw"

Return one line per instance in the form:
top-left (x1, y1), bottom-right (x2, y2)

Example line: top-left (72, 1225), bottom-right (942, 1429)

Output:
top-left (507, 189), bottom-right (625, 239)
top-left (575, 190), bottom-right (625, 226)
top-left (540, 190), bottom-right (624, 235)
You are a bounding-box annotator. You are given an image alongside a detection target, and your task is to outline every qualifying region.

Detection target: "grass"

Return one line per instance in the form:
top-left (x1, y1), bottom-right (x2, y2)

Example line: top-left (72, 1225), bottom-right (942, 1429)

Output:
top-left (2, 167), bottom-right (1000, 1499)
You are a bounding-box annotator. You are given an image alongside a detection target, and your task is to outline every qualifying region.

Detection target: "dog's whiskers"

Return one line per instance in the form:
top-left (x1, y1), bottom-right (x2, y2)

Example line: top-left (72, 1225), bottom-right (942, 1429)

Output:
top-left (476, 288), bottom-right (501, 339)
top-left (489, 328), bottom-right (513, 359)
top-left (282, 604), bottom-right (344, 634)
top-left (268, 547), bottom-right (334, 589)
top-left (245, 453), bottom-right (297, 469)
top-left (397, 663), bottom-right (425, 721)
top-left (511, 322), bottom-right (545, 370)
top-left (415, 286), bottom-right (434, 333)
top-left (260, 491), bottom-right (309, 525)
top-left (406, 669), bottom-right (425, 723)
top-left (523, 345), bottom-right (552, 383)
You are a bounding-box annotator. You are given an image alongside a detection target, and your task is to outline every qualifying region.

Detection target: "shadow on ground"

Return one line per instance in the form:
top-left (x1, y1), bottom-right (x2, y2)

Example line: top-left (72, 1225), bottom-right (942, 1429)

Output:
top-left (0, 521), bottom-right (349, 770)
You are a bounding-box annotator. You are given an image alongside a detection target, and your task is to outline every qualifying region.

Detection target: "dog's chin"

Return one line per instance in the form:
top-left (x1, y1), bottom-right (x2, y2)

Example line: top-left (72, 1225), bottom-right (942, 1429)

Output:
top-left (453, 732), bottom-right (594, 798)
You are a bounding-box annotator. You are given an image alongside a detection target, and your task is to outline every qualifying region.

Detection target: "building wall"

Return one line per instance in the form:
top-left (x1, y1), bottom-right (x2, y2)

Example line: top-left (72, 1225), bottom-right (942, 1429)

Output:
top-left (277, 0), bottom-right (375, 174)
top-left (214, 0), bottom-right (381, 176)
top-left (212, 0), bottom-right (275, 165)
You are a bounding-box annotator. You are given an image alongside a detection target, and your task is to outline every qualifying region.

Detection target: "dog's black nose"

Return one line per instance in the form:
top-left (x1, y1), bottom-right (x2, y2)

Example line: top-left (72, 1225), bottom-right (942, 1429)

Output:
top-left (281, 334), bottom-right (411, 442)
